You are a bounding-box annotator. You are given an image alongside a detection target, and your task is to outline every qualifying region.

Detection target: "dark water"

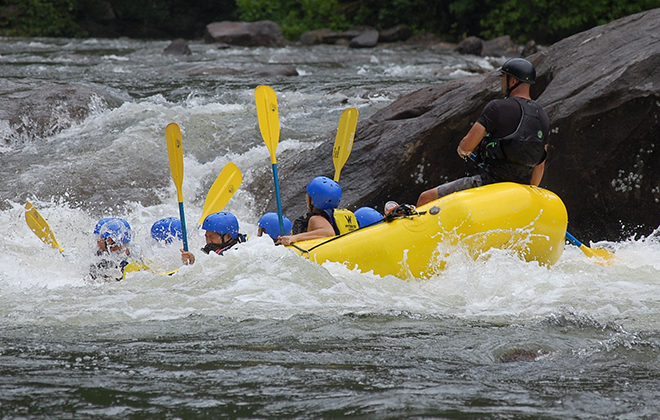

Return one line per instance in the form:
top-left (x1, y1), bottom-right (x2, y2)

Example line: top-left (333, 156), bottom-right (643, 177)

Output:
top-left (3, 311), bottom-right (660, 419)
top-left (1, 37), bottom-right (660, 419)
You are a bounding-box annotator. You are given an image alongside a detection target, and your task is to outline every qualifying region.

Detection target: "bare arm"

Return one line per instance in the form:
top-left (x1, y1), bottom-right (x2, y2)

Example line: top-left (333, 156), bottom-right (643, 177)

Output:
top-left (530, 161), bottom-right (545, 186)
top-left (530, 144), bottom-right (548, 186)
top-left (277, 215), bottom-right (335, 246)
top-left (457, 122), bottom-right (487, 158)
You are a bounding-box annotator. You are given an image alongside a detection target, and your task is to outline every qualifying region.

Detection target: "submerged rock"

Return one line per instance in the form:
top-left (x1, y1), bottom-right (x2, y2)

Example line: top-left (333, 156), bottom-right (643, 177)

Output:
top-left (0, 80), bottom-right (123, 146)
top-left (163, 38), bottom-right (191, 56)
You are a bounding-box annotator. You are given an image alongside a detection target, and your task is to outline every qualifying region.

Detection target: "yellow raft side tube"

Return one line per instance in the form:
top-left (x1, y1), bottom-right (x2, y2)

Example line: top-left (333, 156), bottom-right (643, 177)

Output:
top-left (287, 183), bottom-right (568, 279)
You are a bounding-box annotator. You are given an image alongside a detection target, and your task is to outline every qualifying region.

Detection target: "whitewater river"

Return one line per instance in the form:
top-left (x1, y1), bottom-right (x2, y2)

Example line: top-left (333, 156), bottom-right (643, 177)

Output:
top-left (1, 37), bottom-right (660, 419)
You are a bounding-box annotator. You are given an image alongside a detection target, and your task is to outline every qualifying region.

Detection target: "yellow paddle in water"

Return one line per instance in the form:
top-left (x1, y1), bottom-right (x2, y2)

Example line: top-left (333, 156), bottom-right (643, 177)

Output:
top-left (25, 202), bottom-right (64, 254)
top-left (165, 122), bottom-right (190, 251)
top-left (255, 85), bottom-right (286, 237)
top-left (333, 108), bottom-right (358, 182)
top-left (565, 231), bottom-right (614, 263)
top-left (198, 162), bottom-right (243, 225)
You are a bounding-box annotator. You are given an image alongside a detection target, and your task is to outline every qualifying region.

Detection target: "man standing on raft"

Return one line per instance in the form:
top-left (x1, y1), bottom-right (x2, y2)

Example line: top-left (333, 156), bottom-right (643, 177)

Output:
top-left (417, 58), bottom-right (550, 206)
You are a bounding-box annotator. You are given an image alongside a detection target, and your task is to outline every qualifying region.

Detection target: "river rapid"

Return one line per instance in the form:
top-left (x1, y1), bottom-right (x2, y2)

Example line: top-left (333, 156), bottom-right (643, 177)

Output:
top-left (1, 37), bottom-right (660, 419)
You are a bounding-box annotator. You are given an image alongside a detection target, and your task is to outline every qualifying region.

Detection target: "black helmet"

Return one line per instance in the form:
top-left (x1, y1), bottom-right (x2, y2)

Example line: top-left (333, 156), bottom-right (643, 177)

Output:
top-left (499, 58), bottom-right (536, 84)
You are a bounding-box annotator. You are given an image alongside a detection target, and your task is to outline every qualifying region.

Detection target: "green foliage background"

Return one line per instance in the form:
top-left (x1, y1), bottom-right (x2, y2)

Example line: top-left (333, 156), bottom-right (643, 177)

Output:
top-left (1, 0), bottom-right (659, 43)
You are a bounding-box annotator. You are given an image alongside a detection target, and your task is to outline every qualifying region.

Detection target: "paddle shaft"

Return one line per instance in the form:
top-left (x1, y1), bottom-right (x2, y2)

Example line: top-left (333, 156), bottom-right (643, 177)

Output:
top-left (178, 202), bottom-right (189, 251)
top-left (564, 231), bottom-right (584, 247)
top-left (271, 163), bottom-right (285, 236)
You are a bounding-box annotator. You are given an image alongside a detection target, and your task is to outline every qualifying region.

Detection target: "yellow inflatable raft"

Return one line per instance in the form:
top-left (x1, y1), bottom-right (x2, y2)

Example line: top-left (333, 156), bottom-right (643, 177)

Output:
top-left (287, 182), bottom-right (568, 279)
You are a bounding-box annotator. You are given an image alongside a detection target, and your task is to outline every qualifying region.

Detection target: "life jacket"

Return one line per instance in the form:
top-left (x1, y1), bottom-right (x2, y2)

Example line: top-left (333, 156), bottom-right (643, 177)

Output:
top-left (90, 253), bottom-right (148, 282)
top-left (89, 250), bottom-right (149, 281)
top-left (477, 97), bottom-right (547, 183)
top-left (331, 208), bottom-right (359, 235)
top-left (292, 209), bottom-right (358, 236)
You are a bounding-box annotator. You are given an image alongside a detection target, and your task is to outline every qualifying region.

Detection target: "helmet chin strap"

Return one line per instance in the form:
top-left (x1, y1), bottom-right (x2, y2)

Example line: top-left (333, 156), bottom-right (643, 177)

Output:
top-left (504, 75), bottom-right (523, 98)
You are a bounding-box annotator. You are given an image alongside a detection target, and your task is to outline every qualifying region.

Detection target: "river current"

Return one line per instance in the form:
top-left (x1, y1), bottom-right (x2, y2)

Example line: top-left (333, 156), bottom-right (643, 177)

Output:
top-left (1, 37), bottom-right (660, 419)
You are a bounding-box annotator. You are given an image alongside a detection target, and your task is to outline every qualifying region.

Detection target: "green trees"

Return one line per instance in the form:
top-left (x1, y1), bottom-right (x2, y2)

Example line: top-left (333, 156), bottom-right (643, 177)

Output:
top-left (1, 0), bottom-right (84, 37)
top-left (1, 0), bottom-right (658, 41)
top-left (479, 0), bottom-right (660, 43)
top-left (1, 0), bottom-right (238, 38)
top-left (236, 0), bottom-right (660, 44)
top-left (236, 0), bottom-right (350, 40)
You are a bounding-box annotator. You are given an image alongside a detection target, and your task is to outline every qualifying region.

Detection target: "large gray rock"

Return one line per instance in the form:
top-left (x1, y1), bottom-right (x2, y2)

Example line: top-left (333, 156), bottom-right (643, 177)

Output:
top-left (349, 30), bottom-right (379, 48)
top-left (205, 21), bottom-right (286, 47)
top-left (252, 9), bottom-right (660, 241)
top-left (300, 28), bottom-right (337, 45)
top-left (378, 25), bottom-right (412, 43)
top-left (455, 36), bottom-right (483, 55)
top-left (481, 35), bottom-right (521, 57)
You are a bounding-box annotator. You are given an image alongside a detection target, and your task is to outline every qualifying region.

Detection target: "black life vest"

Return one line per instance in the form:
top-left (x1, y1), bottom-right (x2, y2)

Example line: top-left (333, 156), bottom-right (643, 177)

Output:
top-left (477, 97), bottom-right (547, 183)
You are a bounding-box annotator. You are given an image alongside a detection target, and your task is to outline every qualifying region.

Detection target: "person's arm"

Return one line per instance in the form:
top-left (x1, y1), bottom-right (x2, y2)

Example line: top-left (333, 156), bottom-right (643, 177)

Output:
top-left (277, 215), bottom-right (335, 246)
top-left (530, 161), bottom-right (545, 186)
top-left (457, 122), bottom-right (487, 158)
top-left (530, 144), bottom-right (548, 186)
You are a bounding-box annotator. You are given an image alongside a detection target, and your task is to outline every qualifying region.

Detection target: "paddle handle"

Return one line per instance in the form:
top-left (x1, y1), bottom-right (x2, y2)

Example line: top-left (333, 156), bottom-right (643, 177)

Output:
top-left (178, 201), bottom-right (189, 251)
top-left (271, 163), bottom-right (286, 237)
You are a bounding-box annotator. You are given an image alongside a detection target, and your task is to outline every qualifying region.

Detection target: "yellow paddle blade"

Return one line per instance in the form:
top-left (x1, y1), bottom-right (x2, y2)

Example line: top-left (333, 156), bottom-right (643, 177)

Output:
top-left (124, 260), bottom-right (149, 274)
top-left (579, 244), bottom-right (615, 265)
top-left (198, 162), bottom-right (243, 225)
top-left (333, 107), bottom-right (358, 182)
top-left (165, 122), bottom-right (184, 202)
top-left (25, 202), bottom-right (64, 253)
top-left (255, 85), bottom-right (280, 164)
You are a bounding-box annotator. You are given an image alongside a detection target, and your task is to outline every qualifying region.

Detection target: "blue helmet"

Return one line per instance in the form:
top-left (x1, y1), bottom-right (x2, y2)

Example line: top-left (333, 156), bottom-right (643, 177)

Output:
top-left (202, 212), bottom-right (239, 239)
top-left (258, 212), bottom-right (292, 240)
top-left (93, 217), bottom-right (113, 236)
top-left (307, 176), bottom-right (341, 210)
top-left (98, 218), bottom-right (132, 244)
top-left (354, 207), bottom-right (384, 228)
top-left (151, 217), bottom-right (183, 243)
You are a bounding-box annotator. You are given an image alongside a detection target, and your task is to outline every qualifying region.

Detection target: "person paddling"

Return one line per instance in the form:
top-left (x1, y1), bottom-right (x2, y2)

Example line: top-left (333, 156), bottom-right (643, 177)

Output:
top-left (417, 58), bottom-right (550, 206)
top-left (150, 217), bottom-right (183, 244)
top-left (89, 218), bottom-right (144, 282)
top-left (278, 176), bottom-right (357, 246)
top-left (180, 212), bottom-right (246, 265)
